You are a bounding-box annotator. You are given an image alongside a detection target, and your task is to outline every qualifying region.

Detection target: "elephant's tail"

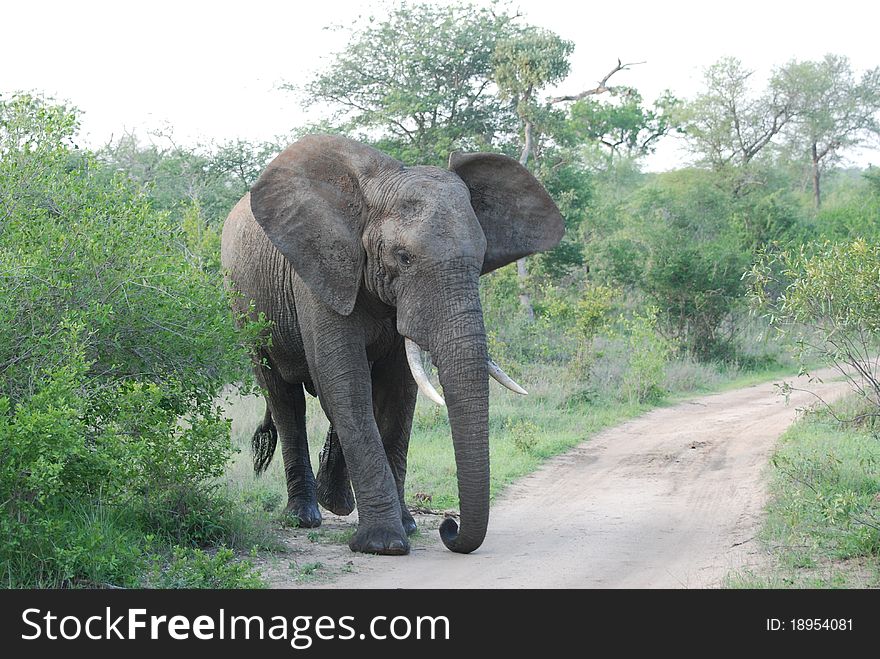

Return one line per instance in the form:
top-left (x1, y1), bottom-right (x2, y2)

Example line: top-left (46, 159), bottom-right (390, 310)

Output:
top-left (252, 404), bottom-right (278, 476)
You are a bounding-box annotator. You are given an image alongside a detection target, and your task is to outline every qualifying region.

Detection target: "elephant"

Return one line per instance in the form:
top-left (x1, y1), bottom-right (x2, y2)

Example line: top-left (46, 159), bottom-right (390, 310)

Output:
top-left (220, 134), bottom-right (563, 555)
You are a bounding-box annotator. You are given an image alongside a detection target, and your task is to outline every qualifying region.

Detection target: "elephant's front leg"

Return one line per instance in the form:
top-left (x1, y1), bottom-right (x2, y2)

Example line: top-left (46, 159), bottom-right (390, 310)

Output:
top-left (371, 336), bottom-right (418, 535)
top-left (303, 329), bottom-right (408, 555)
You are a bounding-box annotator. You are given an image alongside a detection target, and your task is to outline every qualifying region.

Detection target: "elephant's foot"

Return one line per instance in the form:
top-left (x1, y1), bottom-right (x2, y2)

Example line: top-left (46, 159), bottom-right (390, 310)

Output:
top-left (283, 498), bottom-right (322, 528)
top-left (349, 523), bottom-right (410, 555)
top-left (316, 428), bottom-right (356, 516)
top-left (402, 508), bottom-right (417, 536)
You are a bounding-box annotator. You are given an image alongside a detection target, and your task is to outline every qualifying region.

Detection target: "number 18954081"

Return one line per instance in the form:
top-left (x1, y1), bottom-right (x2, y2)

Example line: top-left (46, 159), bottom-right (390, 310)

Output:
top-left (792, 619), bottom-right (852, 631)
top-left (767, 618), bottom-right (853, 631)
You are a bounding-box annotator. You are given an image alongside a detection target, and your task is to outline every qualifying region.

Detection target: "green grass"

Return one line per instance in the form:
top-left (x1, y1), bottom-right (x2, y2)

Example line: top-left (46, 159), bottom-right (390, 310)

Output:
top-left (728, 398), bottom-right (880, 588)
top-left (307, 528), bottom-right (356, 545)
top-left (150, 546), bottom-right (266, 589)
top-left (221, 358), bottom-right (798, 513)
top-left (1, 493), bottom-right (273, 589)
top-left (289, 560), bottom-right (326, 582)
top-left (1, 498), bottom-right (146, 589)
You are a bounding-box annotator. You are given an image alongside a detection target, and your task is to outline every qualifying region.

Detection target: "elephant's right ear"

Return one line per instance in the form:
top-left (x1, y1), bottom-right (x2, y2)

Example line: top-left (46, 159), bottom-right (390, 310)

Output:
top-left (250, 135), bottom-right (390, 316)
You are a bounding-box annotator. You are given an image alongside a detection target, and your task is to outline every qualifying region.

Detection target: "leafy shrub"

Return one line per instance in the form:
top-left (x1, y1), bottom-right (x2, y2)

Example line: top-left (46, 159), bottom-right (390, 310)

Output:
top-left (0, 93), bottom-right (262, 586)
top-left (588, 169), bottom-right (753, 360)
top-left (749, 239), bottom-right (880, 429)
top-left (503, 418), bottom-right (540, 455)
top-left (811, 170), bottom-right (880, 243)
top-left (150, 546), bottom-right (265, 589)
top-left (414, 403), bottom-right (448, 432)
top-left (619, 308), bottom-right (675, 403)
top-left (568, 285), bottom-right (616, 378)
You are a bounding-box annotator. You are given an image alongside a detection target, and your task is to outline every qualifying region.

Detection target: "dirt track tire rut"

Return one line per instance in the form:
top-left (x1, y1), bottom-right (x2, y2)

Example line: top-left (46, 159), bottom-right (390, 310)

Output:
top-left (268, 373), bottom-right (847, 589)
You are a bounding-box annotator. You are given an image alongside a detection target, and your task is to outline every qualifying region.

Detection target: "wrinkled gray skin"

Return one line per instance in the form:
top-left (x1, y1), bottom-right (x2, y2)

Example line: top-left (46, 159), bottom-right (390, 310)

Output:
top-left (221, 134), bottom-right (563, 555)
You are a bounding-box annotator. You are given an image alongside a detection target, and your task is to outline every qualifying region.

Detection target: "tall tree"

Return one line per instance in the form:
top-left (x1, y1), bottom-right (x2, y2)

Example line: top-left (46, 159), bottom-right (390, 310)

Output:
top-left (567, 87), bottom-right (681, 164)
top-left (492, 26), bottom-right (573, 318)
top-left (774, 55), bottom-right (880, 208)
top-left (300, 1), bottom-right (518, 165)
top-left (683, 57), bottom-right (796, 170)
top-left (492, 26), bottom-right (573, 167)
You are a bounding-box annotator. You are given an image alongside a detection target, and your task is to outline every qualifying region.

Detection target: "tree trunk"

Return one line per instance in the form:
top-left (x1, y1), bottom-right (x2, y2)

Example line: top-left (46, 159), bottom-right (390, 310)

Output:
top-left (519, 119), bottom-right (534, 167)
top-left (811, 142), bottom-right (822, 210)
top-left (515, 258), bottom-right (534, 321)
top-left (517, 119), bottom-right (536, 321)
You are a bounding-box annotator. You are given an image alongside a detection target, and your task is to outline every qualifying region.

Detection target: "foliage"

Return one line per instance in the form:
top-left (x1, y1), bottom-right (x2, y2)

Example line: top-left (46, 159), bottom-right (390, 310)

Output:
top-left (562, 284), bottom-right (617, 378)
top-left (684, 54), bottom-right (880, 210)
top-left (775, 55), bottom-right (880, 207)
top-left (503, 418), bottom-right (540, 455)
top-left (0, 93), bottom-right (264, 587)
top-left (749, 240), bottom-right (880, 428)
top-left (529, 150), bottom-right (593, 278)
top-left (866, 166), bottom-right (880, 194)
top-left (491, 25), bottom-right (573, 164)
top-left (733, 401), bottom-right (880, 587)
top-left (492, 27), bottom-right (573, 109)
top-left (588, 169), bottom-right (752, 359)
top-left (682, 57), bottom-right (797, 169)
top-left (568, 88), bottom-right (682, 162)
top-left (301, 1), bottom-right (519, 165)
top-left (729, 183), bottom-right (802, 252)
top-left (98, 131), bottom-right (280, 227)
top-left (811, 168), bottom-right (880, 242)
top-left (150, 546), bottom-right (265, 589)
top-left (617, 308), bottom-right (675, 403)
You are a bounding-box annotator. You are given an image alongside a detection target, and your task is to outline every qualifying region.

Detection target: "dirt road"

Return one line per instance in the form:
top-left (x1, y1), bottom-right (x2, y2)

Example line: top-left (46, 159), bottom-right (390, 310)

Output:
top-left (268, 372), bottom-right (847, 589)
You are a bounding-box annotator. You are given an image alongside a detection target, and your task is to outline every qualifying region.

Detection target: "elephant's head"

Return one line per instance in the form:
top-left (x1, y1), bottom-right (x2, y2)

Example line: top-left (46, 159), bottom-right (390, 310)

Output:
top-left (249, 134), bottom-right (564, 553)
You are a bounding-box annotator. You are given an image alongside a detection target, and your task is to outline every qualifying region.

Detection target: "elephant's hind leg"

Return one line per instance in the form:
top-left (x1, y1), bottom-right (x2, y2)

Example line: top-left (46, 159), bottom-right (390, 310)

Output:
top-left (263, 374), bottom-right (322, 528)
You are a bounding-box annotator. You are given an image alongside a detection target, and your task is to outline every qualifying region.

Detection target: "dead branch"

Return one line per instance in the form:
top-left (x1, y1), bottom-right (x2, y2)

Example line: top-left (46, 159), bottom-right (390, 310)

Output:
top-left (550, 59), bottom-right (646, 104)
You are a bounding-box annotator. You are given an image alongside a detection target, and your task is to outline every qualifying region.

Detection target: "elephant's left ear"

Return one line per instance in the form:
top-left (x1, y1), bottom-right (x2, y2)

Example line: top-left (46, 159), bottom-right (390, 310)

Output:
top-left (449, 152), bottom-right (564, 274)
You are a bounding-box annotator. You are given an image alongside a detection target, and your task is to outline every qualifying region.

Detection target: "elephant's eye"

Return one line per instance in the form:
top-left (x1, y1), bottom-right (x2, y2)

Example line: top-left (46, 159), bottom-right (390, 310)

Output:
top-left (396, 250), bottom-right (413, 267)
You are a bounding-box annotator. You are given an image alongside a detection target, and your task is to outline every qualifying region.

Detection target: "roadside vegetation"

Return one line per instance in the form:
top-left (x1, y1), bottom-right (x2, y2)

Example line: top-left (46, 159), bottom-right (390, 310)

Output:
top-left (732, 223), bottom-right (880, 588)
top-left (729, 399), bottom-right (880, 588)
top-left (2, 0), bottom-right (878, 587)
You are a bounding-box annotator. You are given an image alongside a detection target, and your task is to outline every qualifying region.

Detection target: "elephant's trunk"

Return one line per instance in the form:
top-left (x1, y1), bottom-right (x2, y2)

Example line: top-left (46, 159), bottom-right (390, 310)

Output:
top-left (429, 294), bottom-right (490, 554)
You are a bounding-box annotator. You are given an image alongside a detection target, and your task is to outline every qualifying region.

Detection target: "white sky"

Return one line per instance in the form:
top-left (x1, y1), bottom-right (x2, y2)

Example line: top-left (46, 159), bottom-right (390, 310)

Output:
top-left (3, 0), bottom-right (879, 170)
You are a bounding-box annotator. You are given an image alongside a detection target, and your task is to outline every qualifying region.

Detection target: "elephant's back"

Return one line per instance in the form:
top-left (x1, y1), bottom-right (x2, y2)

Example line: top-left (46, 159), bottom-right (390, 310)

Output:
top-left (221, 193), bottom-right (262, 285)
top-left (221, 194), bottom-right (308, 381)
top-left (221, 193), bottom-right (289, 310)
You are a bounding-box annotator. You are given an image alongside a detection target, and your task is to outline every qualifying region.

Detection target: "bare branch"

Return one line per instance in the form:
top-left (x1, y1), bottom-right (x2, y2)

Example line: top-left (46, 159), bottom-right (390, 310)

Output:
top-left (549, 59), bottom-right (646, 104)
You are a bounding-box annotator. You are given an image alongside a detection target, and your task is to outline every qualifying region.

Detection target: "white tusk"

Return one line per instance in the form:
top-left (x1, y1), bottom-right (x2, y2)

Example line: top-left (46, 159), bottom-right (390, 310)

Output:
top-left (488, 359), bottom-right (528, 395)
top-left (405, 338), bottom-right (445, 406)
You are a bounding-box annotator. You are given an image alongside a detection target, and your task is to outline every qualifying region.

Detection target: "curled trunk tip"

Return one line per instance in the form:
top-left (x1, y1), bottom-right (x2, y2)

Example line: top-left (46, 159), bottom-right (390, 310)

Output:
top-left (439, 516), bottom-right (486, 554)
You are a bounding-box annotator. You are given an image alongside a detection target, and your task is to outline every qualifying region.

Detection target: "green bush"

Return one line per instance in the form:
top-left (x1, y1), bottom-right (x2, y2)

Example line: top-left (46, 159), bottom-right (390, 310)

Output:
top-left (150, 546), bottom-right (265, 589)
top-left (503, 418), bottom-right (540, 455)
top-left (749, 239), bottom-right (880, 428)
top-left (588, 169), bottom-right (752, 360)
top-left (811, 169), bottom-right (880, 243)
top-left (0, 93), bottom-right (262, 587)
top-left (563, 284), bottom-right (616, 379)
top-left (619, 308), bottom-right (675, 403)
